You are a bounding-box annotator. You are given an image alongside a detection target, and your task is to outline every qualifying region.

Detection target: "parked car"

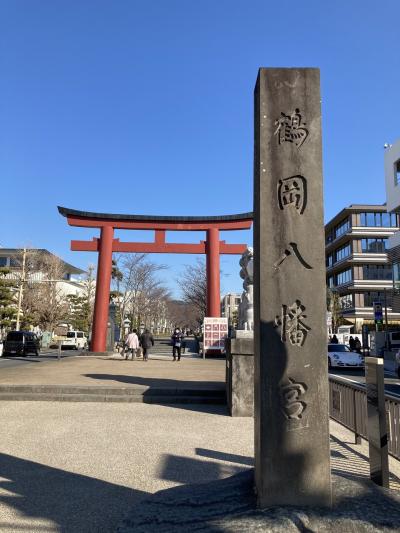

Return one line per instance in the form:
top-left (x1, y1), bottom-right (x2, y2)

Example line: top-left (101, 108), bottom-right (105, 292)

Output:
top-left (3, 331), bottom-right (40, 356)
top-left (327, 344), bottom-right (364, 369)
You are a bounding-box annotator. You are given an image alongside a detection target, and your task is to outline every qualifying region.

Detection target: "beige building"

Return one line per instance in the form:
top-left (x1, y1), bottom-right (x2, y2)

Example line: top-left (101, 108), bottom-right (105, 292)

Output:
top-left (325, 205), bottom-right (400, 332)
top-left (221, 292), bottom-right (241, 326)
top-left (384, 140), bottom-right (400, 312)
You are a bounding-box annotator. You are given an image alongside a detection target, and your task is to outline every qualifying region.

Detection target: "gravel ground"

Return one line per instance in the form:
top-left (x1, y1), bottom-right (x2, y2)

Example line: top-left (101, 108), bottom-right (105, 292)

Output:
top-left (0, 402), bottom-right (253, 533)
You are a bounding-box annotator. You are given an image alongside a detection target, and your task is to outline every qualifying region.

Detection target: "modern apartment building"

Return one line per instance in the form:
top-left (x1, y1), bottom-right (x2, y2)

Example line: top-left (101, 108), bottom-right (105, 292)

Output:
top-left (325, 205), bottom-right (400, 332)
top-left (384, 139), bottom-right (400, 311)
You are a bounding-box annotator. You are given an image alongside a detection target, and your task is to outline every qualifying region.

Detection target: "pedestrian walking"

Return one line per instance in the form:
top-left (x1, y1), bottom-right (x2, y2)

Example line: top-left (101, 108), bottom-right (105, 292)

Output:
top-left (331, 334), bottom-right (339, 344)
top-left (124, 329), bottom-right (139, 360)
top-left (140, 329), bottom-right (154, 361)
top-left (171, 327), bottom-right (184, 361)
top-left (354, 336), bottom-right (362, 353)
top-left (349, 336), bottom-right (355, 351)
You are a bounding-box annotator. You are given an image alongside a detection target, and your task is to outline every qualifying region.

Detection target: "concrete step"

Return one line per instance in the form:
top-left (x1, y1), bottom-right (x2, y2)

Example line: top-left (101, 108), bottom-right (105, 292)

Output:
top-left (0, 392), bottom-right (226, 404)
top-left (0, 384), bottom-right (226, 403)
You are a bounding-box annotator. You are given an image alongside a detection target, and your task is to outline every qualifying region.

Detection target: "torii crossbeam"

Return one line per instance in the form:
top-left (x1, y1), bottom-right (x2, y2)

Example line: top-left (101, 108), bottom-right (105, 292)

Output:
top-left (58, 206), bottom-right (253, 352)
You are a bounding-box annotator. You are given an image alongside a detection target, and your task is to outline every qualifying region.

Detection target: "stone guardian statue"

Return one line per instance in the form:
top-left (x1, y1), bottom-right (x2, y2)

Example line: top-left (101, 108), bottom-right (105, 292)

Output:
top-left (238, 247), bottom-right (254, 331)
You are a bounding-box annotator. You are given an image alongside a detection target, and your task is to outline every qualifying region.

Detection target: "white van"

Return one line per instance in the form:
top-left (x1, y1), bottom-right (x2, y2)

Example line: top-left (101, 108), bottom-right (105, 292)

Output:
top-left (61, 331), bottom-right (87, 350)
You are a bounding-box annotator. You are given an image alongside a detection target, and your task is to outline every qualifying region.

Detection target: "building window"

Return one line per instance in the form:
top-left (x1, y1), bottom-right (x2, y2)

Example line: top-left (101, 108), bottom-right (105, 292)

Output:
top-left (360, 212), bottom-right (398, 227)
top-left (325, 231), bottom-right (334, 244)
top-left (339, 294), bottom-right (353, 309)
top-left (335, 243), bottom-right (351, 262)
top-left (362, 264), bottom-right (392, 280)
top-left (393, 262), bottom-right (400, 294)
top-left (336, 269), bottom-right (352, 286)
top-left (334, 218), bottom-right (350, 239)
top-left (364, 291), bottom-right (392, 308)
top-left (361, 238), bottom-right (387, 253)
top-left (0, 257), bottom-right (7, 267)
top-left (395, 159), bottom-right (400, 186)
top-left (327, 276), bottom-right (334, 288)
top-left (326, 253), bottom-right (334, 268)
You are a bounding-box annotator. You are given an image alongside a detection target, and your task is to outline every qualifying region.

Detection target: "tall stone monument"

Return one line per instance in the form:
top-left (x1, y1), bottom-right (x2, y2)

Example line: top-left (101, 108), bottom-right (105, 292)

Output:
top-left (253, 68), bottom-right (331, 507)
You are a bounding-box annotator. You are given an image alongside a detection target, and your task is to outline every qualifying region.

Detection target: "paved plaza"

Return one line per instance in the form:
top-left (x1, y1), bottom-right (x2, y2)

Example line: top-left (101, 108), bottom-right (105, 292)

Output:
top-left (0, 400), bottom-right (399, 533)
top-left (0, 356), bottom-right (399, 531)
top-left (0, 353), bottom-right (225, 389)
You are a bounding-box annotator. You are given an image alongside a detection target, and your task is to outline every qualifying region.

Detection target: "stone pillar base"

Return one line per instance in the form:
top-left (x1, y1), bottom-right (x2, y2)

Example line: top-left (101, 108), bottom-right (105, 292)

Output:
top-left (226, 338), bottom-right (254, 417)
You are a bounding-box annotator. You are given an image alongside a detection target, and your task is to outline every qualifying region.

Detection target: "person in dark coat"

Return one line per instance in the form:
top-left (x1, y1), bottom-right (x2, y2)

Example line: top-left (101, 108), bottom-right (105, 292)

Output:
top-left (171, 327), bottom-right (184, 362)
top-left (349, 336), bottom-right (355, 351)
top-left (331, 334), bottom-right (339, 344)
top-left (140, 329), bottom-right (154, 362)
top-left (354, 336), bottom-right (362, 353)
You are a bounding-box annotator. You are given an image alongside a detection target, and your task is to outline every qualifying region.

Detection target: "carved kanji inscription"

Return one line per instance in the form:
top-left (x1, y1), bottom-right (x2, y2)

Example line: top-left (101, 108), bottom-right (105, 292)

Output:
top-left (280, 377), bottom-right (307, 420)
top-left (274, 299), bottom-right (311, 346)
top-left (274, 108), bottom-right (309, 148)
top-left (278, 176), bottom-right (307, 214)
top-left (273, 242), bottom-right (313, 271)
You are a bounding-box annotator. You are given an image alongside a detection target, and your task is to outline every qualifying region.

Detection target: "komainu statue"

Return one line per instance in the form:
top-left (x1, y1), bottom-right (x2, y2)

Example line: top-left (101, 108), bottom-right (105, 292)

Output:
top-left (238, 247), bottom-right (254, 331)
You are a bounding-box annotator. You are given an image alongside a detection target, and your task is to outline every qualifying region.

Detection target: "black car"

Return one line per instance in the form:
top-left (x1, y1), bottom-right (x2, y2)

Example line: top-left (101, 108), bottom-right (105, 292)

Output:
top-left (3, 331), bottom-right (40, 356)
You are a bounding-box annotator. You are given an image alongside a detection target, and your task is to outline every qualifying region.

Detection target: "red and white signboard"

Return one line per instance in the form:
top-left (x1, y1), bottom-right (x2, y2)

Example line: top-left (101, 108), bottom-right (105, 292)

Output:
top-left (203, 317), bottom-right (228, 353)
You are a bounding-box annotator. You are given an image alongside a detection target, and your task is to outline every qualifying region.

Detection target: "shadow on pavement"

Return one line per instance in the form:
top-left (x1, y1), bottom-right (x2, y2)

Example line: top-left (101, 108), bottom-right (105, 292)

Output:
top-left (195, 448), bottom-right (254, 466)
top-left (82, 374), bottom-right (227, 415)
top-left (157, 454), bottom-right (245, 484)
top-left (117, 467), bottom-right (400, 532)
top-left (82, 373), bottom-right (225, 391)
top-left (0, 452), bottom-right (146, 533)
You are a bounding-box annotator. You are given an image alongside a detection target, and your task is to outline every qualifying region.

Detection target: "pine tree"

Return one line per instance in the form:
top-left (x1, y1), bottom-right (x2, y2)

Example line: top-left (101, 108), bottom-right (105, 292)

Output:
top-left (0, 267), bottom-right (17, 330)
top-left (67, 294), bottom-right (91, 332)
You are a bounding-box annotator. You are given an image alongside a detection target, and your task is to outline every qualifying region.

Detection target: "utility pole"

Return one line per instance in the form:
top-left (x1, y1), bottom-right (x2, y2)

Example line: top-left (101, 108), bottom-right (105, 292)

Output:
top-left (15, 247), bottom-right (27, 331)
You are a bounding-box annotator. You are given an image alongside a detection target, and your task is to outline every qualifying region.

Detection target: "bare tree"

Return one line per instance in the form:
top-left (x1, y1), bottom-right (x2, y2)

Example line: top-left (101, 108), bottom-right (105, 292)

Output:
top-left (111, 253), bottom-right (168, 333)
top-left (178, 259), bottom-right (207, 323)
top-left (166, 299), bottom-right (199, 331)
top-left (24, 252), bottom-right (69, 331)
top-left (326, 288), bottom-right (343, 334)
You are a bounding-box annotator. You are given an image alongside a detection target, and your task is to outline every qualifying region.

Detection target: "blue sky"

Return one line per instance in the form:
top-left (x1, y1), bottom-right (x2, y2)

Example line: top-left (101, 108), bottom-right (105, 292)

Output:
top-left (1, 0), bottom-right (399, 296)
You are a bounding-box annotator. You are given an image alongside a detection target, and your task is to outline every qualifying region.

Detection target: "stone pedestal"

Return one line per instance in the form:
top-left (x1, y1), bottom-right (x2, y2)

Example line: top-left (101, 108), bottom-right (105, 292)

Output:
top-left (253, 68), bottom-right (331, 507)
top-left (226, 338), bottom-right (254, 417)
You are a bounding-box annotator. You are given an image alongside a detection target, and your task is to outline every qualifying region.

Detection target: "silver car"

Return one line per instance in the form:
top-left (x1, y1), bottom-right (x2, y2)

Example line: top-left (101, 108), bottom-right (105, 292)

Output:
top-left (328, 344), bottom-right (364, 369)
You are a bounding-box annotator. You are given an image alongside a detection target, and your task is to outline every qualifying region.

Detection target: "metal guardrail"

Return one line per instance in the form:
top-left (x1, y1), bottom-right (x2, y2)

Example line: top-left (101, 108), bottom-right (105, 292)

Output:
top-left (329, 375), bottom-right (400, 461)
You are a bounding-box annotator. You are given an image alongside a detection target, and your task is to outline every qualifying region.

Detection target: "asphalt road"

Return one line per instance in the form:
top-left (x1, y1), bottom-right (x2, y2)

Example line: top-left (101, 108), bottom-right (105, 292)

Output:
top-left (0, 349), bottom-right (78, 369)
top-left (330, 368), bottom-right (400, 398)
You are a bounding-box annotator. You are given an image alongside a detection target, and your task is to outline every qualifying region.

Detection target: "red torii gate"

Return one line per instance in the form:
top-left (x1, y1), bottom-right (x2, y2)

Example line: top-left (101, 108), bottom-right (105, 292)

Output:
top-left (58, 207), bottom-right (253, 352)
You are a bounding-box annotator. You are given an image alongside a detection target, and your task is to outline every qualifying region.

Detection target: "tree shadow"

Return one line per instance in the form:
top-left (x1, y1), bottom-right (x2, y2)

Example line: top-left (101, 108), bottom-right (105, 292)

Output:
top-left (83, 373), bottom-right (225, 390)
top-left (117, 467), bottom-right (400, 532)
top-left (253, 320), bottom-right (321, 507)
top-left (195, 448), bottom-right (254, 466)
top-left (82, 373), bottom-right (227, 415)
top-left (157, 454), bottom-right (244, 485)
top-left (0, 452), bottom-right (147, 533)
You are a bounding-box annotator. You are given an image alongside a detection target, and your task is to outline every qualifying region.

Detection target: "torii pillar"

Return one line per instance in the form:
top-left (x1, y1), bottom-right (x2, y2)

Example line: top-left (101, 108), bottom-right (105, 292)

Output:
top-left (58, 207), bottom-right (253, 353)
top-left (206, 228), bottom-right (221, 318)
top-left (91, 226), bottom-right (114, 352)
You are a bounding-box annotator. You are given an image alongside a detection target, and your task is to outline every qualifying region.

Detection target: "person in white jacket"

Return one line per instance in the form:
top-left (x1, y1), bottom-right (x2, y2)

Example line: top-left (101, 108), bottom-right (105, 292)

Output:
top-left (124, 329), bottom-right (140, 360)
